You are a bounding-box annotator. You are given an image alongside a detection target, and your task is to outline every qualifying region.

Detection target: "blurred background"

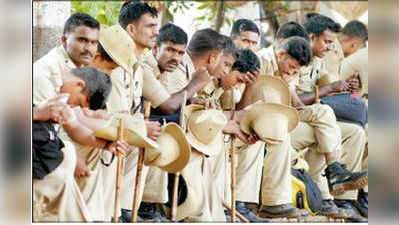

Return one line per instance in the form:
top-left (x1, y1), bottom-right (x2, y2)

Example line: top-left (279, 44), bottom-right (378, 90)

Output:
top-left (2, 0), bottom-right (396, 224)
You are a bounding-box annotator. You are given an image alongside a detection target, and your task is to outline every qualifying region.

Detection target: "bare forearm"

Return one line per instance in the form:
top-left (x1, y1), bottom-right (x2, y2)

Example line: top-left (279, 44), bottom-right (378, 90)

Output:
top-left (62, 121), bottom-right (106, 148)
top-left (236, 86), bottom-right (252, 110)
top-left (158, 79), bottom-right (205, 114)
top-left (299, 85), bottom-right (333, 105)
top-left (290, 89), bottom-right (305, 107)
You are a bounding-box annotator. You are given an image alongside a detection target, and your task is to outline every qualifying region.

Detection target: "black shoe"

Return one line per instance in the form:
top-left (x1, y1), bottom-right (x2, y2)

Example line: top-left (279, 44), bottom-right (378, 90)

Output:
top-left (258, 203), bottom-right (302, 218)
top-left (138, 202), bottom-right (170, 222)
top-left (324, 162), bottom-right (368, 196)
top-left (235, 201), bottom-right (271, 222)
top-left (118, 209), bottom-right (142, 223)
top-left (318, 200), bottom-right (350, 219)
top-left (353, 190), bottom-right (368, 218)
top-left (335, 199), bottom-right (368, 222)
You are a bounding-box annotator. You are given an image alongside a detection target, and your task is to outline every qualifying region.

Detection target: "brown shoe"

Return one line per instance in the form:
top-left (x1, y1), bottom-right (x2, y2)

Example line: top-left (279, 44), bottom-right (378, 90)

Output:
top-left (258, 204), bottom-right (302, 218)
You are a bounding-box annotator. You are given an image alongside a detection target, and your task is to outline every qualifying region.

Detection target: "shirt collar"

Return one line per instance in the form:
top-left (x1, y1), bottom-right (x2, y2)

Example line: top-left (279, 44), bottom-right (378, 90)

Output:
top-left (57, 45), bottom-right (78, 68)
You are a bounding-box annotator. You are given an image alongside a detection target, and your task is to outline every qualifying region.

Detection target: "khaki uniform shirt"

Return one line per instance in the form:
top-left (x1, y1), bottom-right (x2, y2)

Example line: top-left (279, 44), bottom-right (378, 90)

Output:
top-left (106, 62), bottom-right (144, 117)
top-left (318, 38), bottom-right (345, 85)
top-left (33, 45), bottom-right (77, 105)
top-left (141, 53), bottom-right (173, 107)
top-left (340, 47), bottom-right (368, 97)
top-left (294, 56), bottom-right (328, 95)
top-left (256, 46), bottom-right (280, 77)
top-left (164, 53), bottom-right (195, 94)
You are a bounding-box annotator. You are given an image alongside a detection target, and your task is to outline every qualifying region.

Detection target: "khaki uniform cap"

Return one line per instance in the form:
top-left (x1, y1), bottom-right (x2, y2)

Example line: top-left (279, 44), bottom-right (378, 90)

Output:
top-left (99, 24), bottom-right (137, 74)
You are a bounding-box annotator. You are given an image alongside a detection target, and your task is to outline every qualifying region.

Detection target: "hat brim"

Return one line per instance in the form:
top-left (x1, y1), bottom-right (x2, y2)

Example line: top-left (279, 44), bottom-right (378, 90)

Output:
top-left (251, 75), bottom-right (291, 105)
top-left (240, 103), bottom-right (299, 138)
top-left (183, 104), bottom-right (224, 156)
top-left (185, 130), bottom-right (223, 156)
top-left (99, 24), bottom-right (136, 74)
top-left (163, 156), bottom-right (203, 221)
top-left (157, 123), bottom-right (191, 173)
top-left (93, 125), bottom-right (158, 149)
top-left (183, 104), bottom-right (205, 121)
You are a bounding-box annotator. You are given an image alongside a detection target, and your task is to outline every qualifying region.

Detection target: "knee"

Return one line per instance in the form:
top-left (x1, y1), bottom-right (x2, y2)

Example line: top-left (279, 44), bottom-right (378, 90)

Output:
top-left (350, 124), bottom-right (366, 141)
top-left (319, 104), bottom-right (335, 118)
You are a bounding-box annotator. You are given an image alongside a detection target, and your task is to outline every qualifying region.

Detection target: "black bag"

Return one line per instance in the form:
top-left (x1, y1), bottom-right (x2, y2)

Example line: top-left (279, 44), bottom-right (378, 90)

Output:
top-left (320, 93), bottom-right (368, 127)
top-left (292, 169), bottom-right (323, 214)
top-left (33, 121), bottom-right (64, 179)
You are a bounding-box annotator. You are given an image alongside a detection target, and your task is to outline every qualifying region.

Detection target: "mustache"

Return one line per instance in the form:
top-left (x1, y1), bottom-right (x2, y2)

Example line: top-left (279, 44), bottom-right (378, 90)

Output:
top-left (80, 51), bottom-right (93, 58)
top-left (166, 59), bottom-right (178, 66)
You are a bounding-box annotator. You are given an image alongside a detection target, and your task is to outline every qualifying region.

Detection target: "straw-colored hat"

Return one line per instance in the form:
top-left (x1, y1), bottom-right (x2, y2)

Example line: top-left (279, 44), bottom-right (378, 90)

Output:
top-left (183, 105), bottom-right (228, 156)
top-left (251, 75), bottom-right (291, 106)
top-left (163, 152), bottom-right (205, 221)
top-left (144, 123), bottom-right (191, 173)
top-left (240, 103), bottom-right (299, 145)
top-left (99, 24), bottom-right (137, 74)
top-left (93, 113), bottom-right (158, 149)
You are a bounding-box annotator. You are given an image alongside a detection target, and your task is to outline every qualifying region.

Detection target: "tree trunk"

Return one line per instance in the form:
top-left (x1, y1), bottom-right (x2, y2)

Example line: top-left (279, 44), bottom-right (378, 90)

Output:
top-left (33, 1), bottom-right (71, 61)
top-left (259, 1), bottom-right (280, 36)
top-left (215, 0), bottom-right (225, 33)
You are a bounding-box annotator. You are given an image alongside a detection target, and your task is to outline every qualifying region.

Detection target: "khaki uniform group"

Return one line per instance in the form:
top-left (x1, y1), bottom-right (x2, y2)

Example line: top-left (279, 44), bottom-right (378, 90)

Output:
top-left (32, 3), bottom-right (368, 223)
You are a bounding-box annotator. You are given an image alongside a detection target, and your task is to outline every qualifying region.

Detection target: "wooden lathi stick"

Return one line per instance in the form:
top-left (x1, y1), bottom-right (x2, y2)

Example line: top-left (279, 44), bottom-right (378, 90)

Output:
top-left (113, 119), bottom-right (125, 223)
top-left (314, 85), bottom-right (320, 103)
top-left (222, 201), bottom-right (250, 223)
top-left (131, 102), bottom-right (152, 222)
top-left (171, 91), bottom-right (188, 222)
top-left (229, 89), bottom-right (236, 223)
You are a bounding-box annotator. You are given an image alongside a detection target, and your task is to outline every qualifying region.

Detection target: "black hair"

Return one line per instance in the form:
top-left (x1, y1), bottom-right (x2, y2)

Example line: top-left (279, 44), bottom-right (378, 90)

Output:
top-left (276, 21), bottom-right (310, 42)
top-left (63, 12), bottom-right (100, 34)
top-left (119, 1), bottom-right (158, 29)
top-left (232, 49), bottom-right (260, 73)
top-left (156, 23), bottom-right (188, 46)
top-left (220, 34), bottom-right (237, 57)
top-left (187, 28), bottom-right (226, 56)
top-left (305, 12), bottom-right (320, 21)
top-left (341, 20), bottom-right (368, 42)
top-left (230, 19), bottom-right (260, 37)
top-left (304, 14), bottom-right (341, 36)
top-left (279, 37), bottom-right (312, 66)
top-left (70, 67), bottom-right (112, 110)
top-left (97, 42), bottom-right (113, 62)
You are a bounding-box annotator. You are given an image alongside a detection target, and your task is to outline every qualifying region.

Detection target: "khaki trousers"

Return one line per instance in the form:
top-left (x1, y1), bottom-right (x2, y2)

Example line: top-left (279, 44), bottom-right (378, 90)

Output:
top-left (75, 146), bottom-right (105, 221)
top-left (180, 151), bottom-right (212, 222)
top-left (120, 148), bottom-right (149, 210)
top-left (290, 104), bottom-right (341, 200)
top-left (335, 122), bottom-right (366, 200)
top-left (33, 141), bottom-right (91, 222)
top-left (234, 141), bottom-right (264, 204)
top-left (101, 151), bottom-right (119, 220)
top-left (203, 150), bottom-right (228, 222)
top-left (297, 104), bottom-right (342, 153)
top-left (297, 122), bottom-right (366, 201)
top-left (261, 135), bottom-right (293, 206)
top-left (142, 167), bottom-right (168, 203)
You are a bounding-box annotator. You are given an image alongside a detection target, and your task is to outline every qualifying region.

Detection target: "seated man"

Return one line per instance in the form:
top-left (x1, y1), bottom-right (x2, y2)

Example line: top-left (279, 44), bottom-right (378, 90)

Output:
top-left (319, 19), bottom-right (368, 85)
top-left (288, 14), bottom-right (368, 222)
top-left (33, 67), bottom-right (129, 222)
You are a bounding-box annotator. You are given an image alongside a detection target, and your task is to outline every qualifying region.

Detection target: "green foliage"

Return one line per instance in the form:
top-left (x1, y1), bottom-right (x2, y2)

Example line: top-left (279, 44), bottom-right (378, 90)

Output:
top-left (71, 1), bottom-right (123, 26)
top-left (194, 1), bottom-right (237, 30)
top-left (163, 1), bottom-right (195, 23)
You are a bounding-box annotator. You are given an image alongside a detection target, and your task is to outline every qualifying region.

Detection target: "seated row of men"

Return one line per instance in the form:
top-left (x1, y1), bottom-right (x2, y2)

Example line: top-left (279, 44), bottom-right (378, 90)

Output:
top-left (33, 1), bottom-right (368, 222)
